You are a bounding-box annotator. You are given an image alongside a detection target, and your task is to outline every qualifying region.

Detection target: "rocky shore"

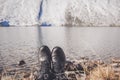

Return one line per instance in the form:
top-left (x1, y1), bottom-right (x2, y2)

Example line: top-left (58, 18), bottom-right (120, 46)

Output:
top-left (1, 57), bottom-right (120, 80)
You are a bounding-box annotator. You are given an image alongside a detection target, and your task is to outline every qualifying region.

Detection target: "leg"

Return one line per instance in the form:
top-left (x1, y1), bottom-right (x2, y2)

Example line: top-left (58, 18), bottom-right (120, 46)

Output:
top-left (52, 47), bottom-right (68, 80)
top-left (37, 45), bottom-right (52, 80)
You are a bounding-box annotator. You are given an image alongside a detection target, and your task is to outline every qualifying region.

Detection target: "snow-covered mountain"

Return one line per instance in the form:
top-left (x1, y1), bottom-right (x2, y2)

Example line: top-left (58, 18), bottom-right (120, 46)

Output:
top-left (0, 0), bottom-right (40, 26)
top-left (0, 0), bottom-right (120, 26)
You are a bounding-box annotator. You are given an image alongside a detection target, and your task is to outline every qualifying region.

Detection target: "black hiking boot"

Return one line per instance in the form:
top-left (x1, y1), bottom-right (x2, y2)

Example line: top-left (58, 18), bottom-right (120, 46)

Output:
top-left (52, 47), bottom-right (68, 80)
top-left (37, 46), bottom-right (52, 80)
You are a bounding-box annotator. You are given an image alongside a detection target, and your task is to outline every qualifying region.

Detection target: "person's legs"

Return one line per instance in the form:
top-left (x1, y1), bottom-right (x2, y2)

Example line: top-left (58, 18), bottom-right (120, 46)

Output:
top-left (37, 45), bottom-right (52, 80)
top-left (37, 46), bottom-right (68, 80)
top-left (52, 47), bottom-right (68, 80)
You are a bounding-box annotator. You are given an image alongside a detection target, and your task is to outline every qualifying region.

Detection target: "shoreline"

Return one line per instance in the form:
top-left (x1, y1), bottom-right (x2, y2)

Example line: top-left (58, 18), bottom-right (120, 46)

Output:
top-left (0, 57), bottom-right (120, 80)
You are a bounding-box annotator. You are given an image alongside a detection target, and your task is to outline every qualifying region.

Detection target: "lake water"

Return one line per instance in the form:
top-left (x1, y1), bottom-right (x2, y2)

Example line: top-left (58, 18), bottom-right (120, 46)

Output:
top-left (0, 26), bottom-right (120, 66)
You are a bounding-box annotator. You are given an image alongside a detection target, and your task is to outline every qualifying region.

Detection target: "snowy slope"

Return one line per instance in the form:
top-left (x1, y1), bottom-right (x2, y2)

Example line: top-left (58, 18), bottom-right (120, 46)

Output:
top-left (0, 0), bottom-right (40, 26)
top-left (0, 0), bottom-right (120, 26)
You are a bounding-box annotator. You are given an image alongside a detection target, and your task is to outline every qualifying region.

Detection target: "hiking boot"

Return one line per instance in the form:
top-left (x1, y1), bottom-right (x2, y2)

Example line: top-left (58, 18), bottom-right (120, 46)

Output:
top-left (52, 47), bottom-right (68, 80)
top-left (37, 45), bottom-right (52, 80)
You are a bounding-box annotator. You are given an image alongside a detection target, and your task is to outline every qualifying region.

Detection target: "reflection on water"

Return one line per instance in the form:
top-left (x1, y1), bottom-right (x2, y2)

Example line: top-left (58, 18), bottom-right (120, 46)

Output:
top-left (0, 27), bottom-right (120, 66)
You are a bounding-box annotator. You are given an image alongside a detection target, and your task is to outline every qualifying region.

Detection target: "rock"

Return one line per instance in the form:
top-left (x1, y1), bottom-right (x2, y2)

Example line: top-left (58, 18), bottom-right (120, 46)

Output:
top-left (67, 73), bottom-right (77, 80)
top-left (18, 60), bottom-right (26, 66)
top-left (23, 73), bottom-right (31, 78)
top-left (75, 64), bottom-right (84, 71)
top-left (87, 63), bottom-right (97, 71)
top-left (111, 57), bottom-right (120, 63)
top-left (65, 60), bottom-right (84, 74)
top-left (65, 61), bottom-right (76, 71)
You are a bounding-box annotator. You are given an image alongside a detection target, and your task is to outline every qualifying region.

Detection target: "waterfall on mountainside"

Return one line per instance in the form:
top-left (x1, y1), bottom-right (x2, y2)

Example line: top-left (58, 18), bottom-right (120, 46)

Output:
top-left (38, 0), bottom-right (43, 20)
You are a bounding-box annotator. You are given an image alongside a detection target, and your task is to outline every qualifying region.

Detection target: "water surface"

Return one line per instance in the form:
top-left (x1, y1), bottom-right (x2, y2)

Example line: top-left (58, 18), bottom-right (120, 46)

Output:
top-left (0, 27), bottom-right (120, 66)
